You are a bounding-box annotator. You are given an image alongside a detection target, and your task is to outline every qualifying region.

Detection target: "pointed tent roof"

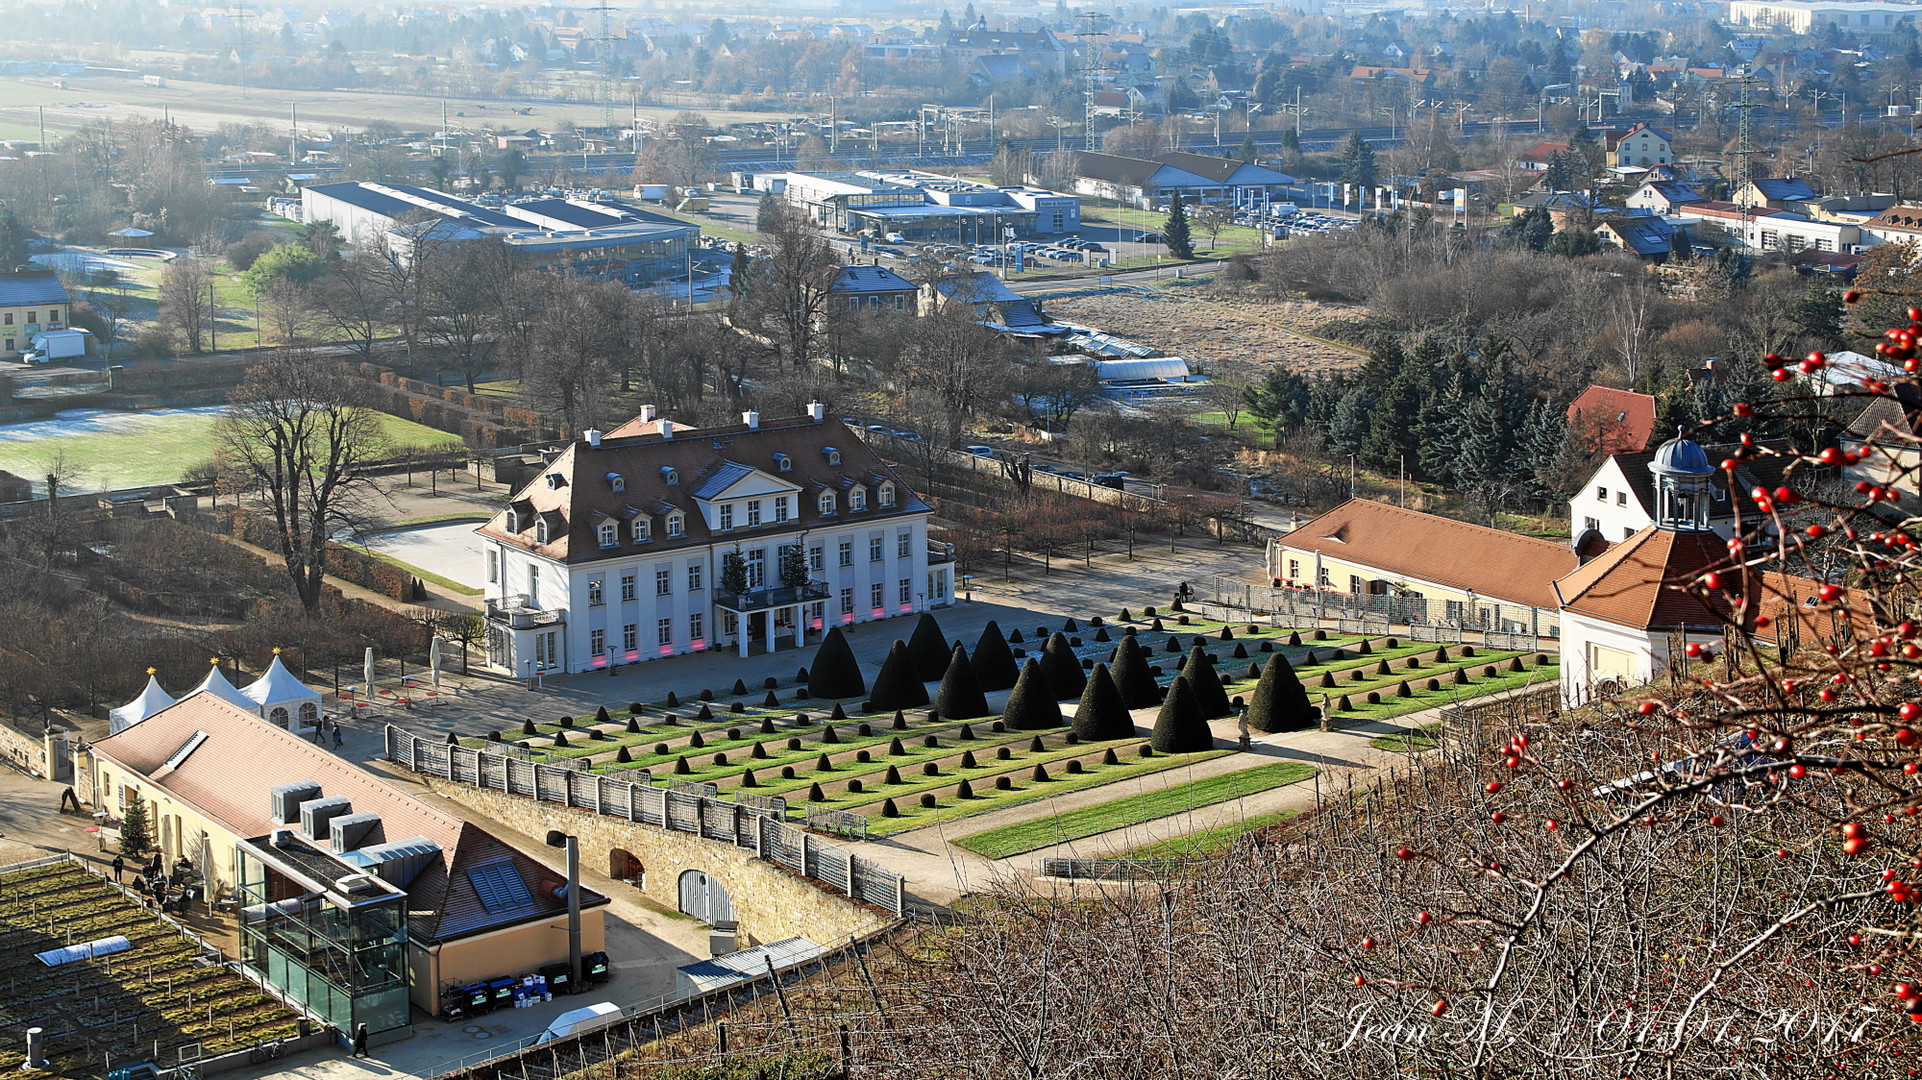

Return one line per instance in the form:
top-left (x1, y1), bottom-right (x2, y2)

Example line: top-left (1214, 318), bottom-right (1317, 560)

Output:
top-left (108, 672), bottom-right (175, 735)
top-left (241, 652), bottom-right (320, 711)
top-left (188, 661), bottom-right (256, 712)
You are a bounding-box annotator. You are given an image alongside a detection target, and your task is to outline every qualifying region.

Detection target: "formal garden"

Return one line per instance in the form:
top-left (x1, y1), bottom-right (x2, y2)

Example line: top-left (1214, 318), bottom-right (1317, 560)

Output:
top-left (0, 859), bottom-right (300, 1077)
top-left (454, 604), bottom-right (1559, 841)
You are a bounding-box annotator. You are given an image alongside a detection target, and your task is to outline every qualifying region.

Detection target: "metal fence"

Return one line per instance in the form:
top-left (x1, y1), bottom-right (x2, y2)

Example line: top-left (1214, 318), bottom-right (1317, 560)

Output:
top-left (385, 726), bottom-right (901, 916)
top-left (1039, 857), bottom-right (1188, 881)
top-left (1205, 578), bottom-right (1562, 641)
top-left (804, 806), bottom-right (870, 840)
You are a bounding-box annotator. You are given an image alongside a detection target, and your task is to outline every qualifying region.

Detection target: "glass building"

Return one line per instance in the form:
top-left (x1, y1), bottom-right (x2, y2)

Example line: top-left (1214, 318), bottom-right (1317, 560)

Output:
top-left (235, 835), bottom-right (413, 1040)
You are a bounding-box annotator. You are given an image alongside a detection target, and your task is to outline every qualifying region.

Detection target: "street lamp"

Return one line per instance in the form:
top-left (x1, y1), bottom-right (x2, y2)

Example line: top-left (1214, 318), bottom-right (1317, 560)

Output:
top-left (544, 830), bottom-right (582, 993)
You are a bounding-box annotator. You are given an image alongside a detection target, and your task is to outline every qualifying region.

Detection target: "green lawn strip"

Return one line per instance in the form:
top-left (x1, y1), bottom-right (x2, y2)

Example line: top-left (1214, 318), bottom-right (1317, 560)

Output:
top-left (746, 733), bottom-right (1142, 807)
top-left (1120, 809), bottom-right (1299, 859)
top-left (355, 547), bottom-right (484, 596)
top-left (868, 749), bottom-right (1235, 836)
top-left (1239, 650), bottom-right (1529, 700)
top-left (954, 759), bottom-right (1321, 859)
top-left (1327, 664), bottom-right (1559, 724)
top-left (507, 704), bottom-right (942, 762)
top-left (1369, 722), bottom-right (1443, 753)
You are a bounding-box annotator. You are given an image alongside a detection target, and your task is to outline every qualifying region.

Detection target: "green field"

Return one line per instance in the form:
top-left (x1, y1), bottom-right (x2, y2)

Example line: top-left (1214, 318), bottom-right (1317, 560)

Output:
top-left (0, 406), bottom-right (453, 491)
top-left (953, 759), bottom-right (1319, 859)
top-left (1121, 809), bottom-right (1296, 859)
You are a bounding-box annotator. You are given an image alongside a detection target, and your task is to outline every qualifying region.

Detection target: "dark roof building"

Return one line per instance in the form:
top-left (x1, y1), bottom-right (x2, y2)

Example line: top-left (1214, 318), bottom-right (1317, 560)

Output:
top-left (0, 270), bottom-right (71, 308)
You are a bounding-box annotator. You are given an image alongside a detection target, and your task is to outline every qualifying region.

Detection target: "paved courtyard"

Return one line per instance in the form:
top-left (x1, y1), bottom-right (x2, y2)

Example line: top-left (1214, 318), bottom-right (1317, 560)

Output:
top-left (356, 520), bottom-right (492, 590)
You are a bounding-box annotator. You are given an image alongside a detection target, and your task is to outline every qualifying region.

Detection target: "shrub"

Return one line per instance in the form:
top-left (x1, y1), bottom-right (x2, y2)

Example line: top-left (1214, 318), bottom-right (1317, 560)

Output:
top-left (960, 750), bottom-right (977, 768)
top-left (892, 710), bottom-right (909, 731)
top-left (847, 779), bottom-right (863, 793)
top-left (889, 738), bottom-right (906, 755)
top-left (1405, 657), bottom-right (1421, 669)
top-left (1066, 760), bottom-right (1084, 774)
top-left (674, 756), bottom-right (691, 774)
top-left (552, 731), bottom-right (569, 747)
top-left (594, 705), bottom-right (611, 725)
top-left (971, 620), bottom-right (1020, 691)
top-left (1508, 656), bottom-right (1524, 672)
top-left (1397, 681), bottom-right (1412, 697)
top-left (857, 750), bottom-right (871, 763)
top-left (882, 798), bottom-right (899, 817)
top-left (697, 703), bottom-right (713, 721)
top-left (1032, 764), bottom-right (1050, 782)
top-left (1120, 608), bottom-right (1133, 621)
top-left (1425, 679), bottom-right (1440, 692)
top-left (713, 752), bottom-right (728, 766)
top-left (933, 644), bottom-right (992, 719)
top-left (733, 679), bottom-right (748, 696)
top-left (782, 767), bottom-right (796, 779)
top-left (1338, 696), bottom-right (1352, 710)
top-left (588, 729), bottom-right (605, 741)
top-left (1165, 637), bottom-right (1183, 654)
top-left (1260, 641), bottom-right (1274, 653)
top-left (488, 731), bottom-right (502, 742)
top-left (1009, 629), bottom-right (1024, 644)
top-left (788, 738), bottom-right (803, 750)
top-left (822, 725), bottom-right (840, 744)
top-left (923, 734), bottom-right (940, 748)
top-left (559, 716), bottom-right (575, 728)
top-left (996, 776), bottom-right (1013, 790)
top-left (1484, 666), bottom-right (1498, 677)
top-left (1358, 640), bottom-right (1372, 656)
top-left (1071, 662), bottom-right (1133, 741)
top-left (740, 769), bottom-right (757, 787)
top-left (1246, 652), bottom-right (1318, 734)
top-left (1233, 643), bottom-right (1248, 659)
top-left (815, 753), bottom-right (834, 771)
top-left (751, 742), bottom-right (768, 759)
top-left (1102, 748), bottom-right (1119, 765)
top-left (1287, 631), bottom-right (1301, 646)
top-left (1182, 646), bottom-right (1234, 719)
top-left (1178, 615), bottom-right (1191, 625)
top-left (920, 793), bottom-right (937, 808)
top-left (796, 667), bottom-right (809, 683)
top-left (1330, 648), bottom-right (1348, 662)
top-left (1218, 626), bottom-right (1233, 640)
top-left (1314, 630), bottom-right (1327, 640)
top-left (830, 702), bottom-right (848, 721)
top-left (689, 731), bottom-right (706, 749)
top-left (1029, 735), bottom-right (1045, 753)
top-left (1434, 646), bottom-right (1451, 662)
top-left (907, 612), bottom-right (951, 681)
top-left (956, 779), bottom-right (975, 799)
top-left (1150, 678), bottom-right (1213, 753)
top-left (1140, 744), bottom-right (1155, 757)
top-left (1002, 660), bottom-right (1064, 730)
top-left (1376, 659), bottom-right (1393, 675)
top-left (522, 719), bottom-right (536, 736)
top-left (958, 723), bottom-right (975, 740)
top-left (992, 721), bottom-right (1005, 732)
top-left (807, 627), bottom-right (866, 698)
top-left (760, 718), bottom-right (777, 735)
top-left (1454, 668), bottom-right (1471, 685)
top-left (654, 743), bottom-right (670, 755)
top-left (859, 722), bottom-right (873, 736)
top-left (1150, 617), bottom-right (1164, 631)
top-left (626, 717), bottom-right (642, 734)
top-left (1366, 692), bottom-right (1381, 705)
top-left (765, 677), bottom-right (779, 690)
top-left (1094, 627), bottom-right (1111, 642)
top-left (996, 747), bottom-right (1012, 760)
top-left (808, 783), bottom-right (825, 802)
top-left (665, 692), bottom-right (679, 707)
top-left (616, 746), bottom-right (632, 763)
top-left (1040, 632), bottom-right (1087, 701)
top-left (1245, 664), bottom-right (1260, 681)
top-left (699, 689), bottom-right (714, 702)
top-left (923, 762), bottom-right (940, 776)
top-left (1320, 671), bottom-right (1336, 689)
top-left (885, 765), bottom-right (902, 784)
top-left (1109, 635), bottom-right (1161, 710)
top-left (1461, 645), bottom-right (1476, 657)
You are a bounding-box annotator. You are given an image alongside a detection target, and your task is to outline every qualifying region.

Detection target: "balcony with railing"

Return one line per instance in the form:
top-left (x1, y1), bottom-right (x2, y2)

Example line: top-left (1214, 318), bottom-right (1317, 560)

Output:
top-left (484, 595), bottom-right (564, 630)
top-left (715, 579), bottom-right (831, 614)
top-left (928, 540), bottom-right (956, 564)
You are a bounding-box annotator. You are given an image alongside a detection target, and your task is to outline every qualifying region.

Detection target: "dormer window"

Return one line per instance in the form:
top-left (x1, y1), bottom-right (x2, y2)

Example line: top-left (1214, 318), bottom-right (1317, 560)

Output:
top-left (632, 516), bottom-right (651, 542)
top-left (774, 453), bottom-right (791, 472)
top-left (774, 495), bottom-right (789, 523)
top-left (661, 467), bottom-right (679, 485)
top-left (824, 446), bottom-right (841, 466)
top-left (606, 472), bottom-right (625, 492)
top-left (850, 487), bottom-right (867, 512)
top-left (505, 509), bottom-right (521, 533)
top-left (536, 515), bottom-right (558, 544)
top-left (879, 482), bottom-right (895, 508)
top-left (545, 472), bottom-right (565, 490)
top-left (819, 492), bottom-right (836, 515)
top-left (597, 522), bottom-right (618, 548)
top-left (666, 512), bottom-right (685, 538)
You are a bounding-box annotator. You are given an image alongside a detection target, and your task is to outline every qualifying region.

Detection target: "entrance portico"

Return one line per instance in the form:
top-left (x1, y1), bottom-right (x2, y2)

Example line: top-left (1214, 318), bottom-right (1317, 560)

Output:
top-left (716, 581), bottom-right (832, 658)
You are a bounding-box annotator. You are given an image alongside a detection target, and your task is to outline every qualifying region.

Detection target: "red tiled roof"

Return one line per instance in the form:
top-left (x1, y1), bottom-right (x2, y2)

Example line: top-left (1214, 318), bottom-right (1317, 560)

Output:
top-left (1518, 141), bottom-right (1569, 163)
top-left (1276, 499), bottom-right (1578, 610)
top-left (479, 413), bottom-right (930, 564)
top-left (1554, 527), bottom-right (1733, 630)
top-left (1568, 385), bottom-right (1658, 455)
top-left (92, 693), bottom-right (603, 943)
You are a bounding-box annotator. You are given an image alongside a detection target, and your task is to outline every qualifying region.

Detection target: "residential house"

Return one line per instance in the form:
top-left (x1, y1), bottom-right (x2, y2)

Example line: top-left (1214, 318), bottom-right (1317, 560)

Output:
top-left (1566, 386), bottom-right (1657, 456)
top-left (925, 272), bottom-right (1067, 336)
top-left (942, 26), bottom-right (1065, 74)
top-left (1264, 499), bottom-right (1577, 634)
top-left (1625, 180), bottom-right (1705, 214)
top-left (1569, 437), bottom-right (1798, 547)
top-left (1596, 217), bottom-right (1674, 261)
top-left (829, 263), bottom-right (916, 313)
top-left (0, 271), bottom-right (70, 358)
top-left (1515, 142), bottom-right (1570, 172)
top-left (81, 691), bottom-right (610, 1028)
top-left (1601, 123), bottom-right (1673, 167)
top-left (479, 405), bottom-right (951, 676)
top-left (1733, 176), bottom-right (1819, 210)
top-left (1859, 203), bottom-right (1922, 245)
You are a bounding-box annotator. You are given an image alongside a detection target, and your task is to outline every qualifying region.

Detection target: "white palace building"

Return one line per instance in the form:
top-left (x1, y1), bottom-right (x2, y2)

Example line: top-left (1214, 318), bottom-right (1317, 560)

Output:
top-left (478, 405), bottom-right (955, 677)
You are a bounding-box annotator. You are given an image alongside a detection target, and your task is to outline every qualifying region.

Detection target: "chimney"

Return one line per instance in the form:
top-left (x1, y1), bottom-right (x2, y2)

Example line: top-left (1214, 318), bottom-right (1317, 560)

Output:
top-left (742, 411), bottom-right (760, 429)
top-left (585, 429), bottom-right (602, 448)
top-left (639, 404), bottom-right (659, 423)
top-left (807, 401), bottom-right (826, 422)
top-left (657, 419), bottom-right (674, 440)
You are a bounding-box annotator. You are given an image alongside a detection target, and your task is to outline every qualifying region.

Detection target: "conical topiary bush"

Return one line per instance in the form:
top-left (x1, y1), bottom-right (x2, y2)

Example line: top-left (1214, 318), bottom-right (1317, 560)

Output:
top-left (907, 612), bottom-right (951, 681)
top-left (1245, 652), bottom-right (1319, 734)
top-left (830, 702), bottom-right (847, 721)
top-left (674, 756), bottom-right (691, 775)
top-left (956, 778), bottom-right (975, 799)
top-left (740, 768), bottom-right (757, 787)
top-left (1001, 659), bottom-right (1064, 731)
top-left (970, 620), bottom-right (1021, 692)
top-left (806, 626), bottom-right (866, 699)
top-left (1218, 626), bottom-right (1233, 641)
top-left (1071, 662), bottom-right (1134, 741)
top-left (1183, 645), bottom-right (1233, 719)
top-left (1108, 635), bottom-right (1160, 710)
top-left (1040, 632), bottom-right (1087, 701)
top-left (932, 643), bottom-right (992, 720)
top-left (1320, 671), bottom-right (1336, 689)
top-left (882, 798), bottom-right (899, 817)
top-left (1454, 667), bottom-right (1470, 684)
top-left (888, 737), bottom-right (906, 755)
top-left (616, 746), bottom-right (632, 764)
top-left (868, 640), bottom-right (930, 712)
top-left (1149, 677), bottom-right (1214, 753)
top-left (1358, 640), bottom-right (1372, 656)
top-left (1288, 631), bottom-right (1301, 646)
top-left (1397, 680), bottom-right (1412, 697)
top-left (892, 709), bottom-right (908, 730)
top-left (1102, 747), bottom-right (1119, 765)
top-left (885, 764), bottom-right (902, 784)
top-left (808, 783), bottom-right (824, 802)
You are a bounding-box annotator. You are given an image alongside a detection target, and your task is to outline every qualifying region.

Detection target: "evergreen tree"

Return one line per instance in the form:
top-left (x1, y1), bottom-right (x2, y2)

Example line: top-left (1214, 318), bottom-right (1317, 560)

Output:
top-left (1504, 205), bottom-right (1553, 250)
top-left (1417, 374), bottom-right (1471, 486)
top-left (1547, 229), bottom-right (1601, 257)
top-left (1040, 632), bottom-right (1087, 700)
top-left (932, 643), bottom-right (992, 719)
top-left (1001, 659), bottom-right (1065, 730)
top-left (1072, 662), bottom-right (1134, 741)
top-left (1716, 246), bottom-right (1751, 288)
top-left (807, 626), bottom-right (866, 698)
top-left (970, 620), bottom-right (1020, 691)
top-left (1520, 397), bottom-right (1573, 501)
top-left (728, 243), bottom-right (751, 304)
top-left (755, 190), bottom-right (780, 229)
top-left (0, 211), bottom-right (31, 271)
top-left (1182, 645), bottom-right (1234, 719)
top-left (1670, 226), bottom-right (1694, 260)
top-left (1338, 131), bottom-right (1377, 190)
top-left (1242, 366), bottom-right (1311, 436)
top-left (1358, 367), bottom-right (1425, 474)
top-left (1163, 191), bottom-right (1195, 259)
top-left (1280, 128), bottom-right (1300, 154)
top-left (1239, 133), bottom-right (1257, 163)
top-left (119, 794), bottom-right (153, 859)
top-left (1245, 652), bottom-right (1319, 733)
top-left (1784, 276), bottom-right (1845, 350)
top-left (906, 612), bottom-right (950, 681)
top-left (867, 639), bottom-right (930, 712)
top-left (1150, 677), bottom-right (1215, 753)
top-left (1457, 398), bottom-right (1508, 494)
top-left (1108, 634), bottom-right (1162, 709)
top-left (1325, 386), bottom-right (1372, 459)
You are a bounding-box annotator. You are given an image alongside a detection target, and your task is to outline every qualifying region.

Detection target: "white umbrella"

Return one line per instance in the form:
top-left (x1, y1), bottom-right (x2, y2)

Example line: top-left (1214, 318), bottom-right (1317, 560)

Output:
top-left (429, 638), bottom-right (443, 689)
top-left (363, 647), bottom-right (375, 692)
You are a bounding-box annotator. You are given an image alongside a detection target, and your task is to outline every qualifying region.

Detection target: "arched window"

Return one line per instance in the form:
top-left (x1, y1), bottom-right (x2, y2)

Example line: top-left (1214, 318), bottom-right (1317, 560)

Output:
top-left (666, 513), bottom-right (685, 538)
top-left (299, 701), bottom-right (319, 725)
top-left (850, 487), bottom-right (867, 511)
top-left (269, 706), bottom-right (290, 729)
top-left (879, 482), bottom-right (895, 508)
top-left (597, 523), bottom-right (618, 548)
top-left (819, 492), bottom-right (836, 515)
top-left (632, 517), bottom-right (651, 542)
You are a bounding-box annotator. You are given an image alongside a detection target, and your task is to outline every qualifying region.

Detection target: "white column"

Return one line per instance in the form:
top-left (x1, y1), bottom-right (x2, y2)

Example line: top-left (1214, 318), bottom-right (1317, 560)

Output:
top-left (766, 610), bottom-right (776, 654)
top-left (737, 613), bottom-right (748, 659)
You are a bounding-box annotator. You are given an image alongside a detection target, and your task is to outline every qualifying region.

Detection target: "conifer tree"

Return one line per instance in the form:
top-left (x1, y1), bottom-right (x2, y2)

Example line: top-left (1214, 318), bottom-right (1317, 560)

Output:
top-left (1245, 652), bottom-right (1319, 733)
top-left (1183, 645), bottom-right (1233, 719)
top-left (119, 794), bottom-right (153, 859)
top-left (1108, 633), bottom-right (1162, 709)
top-left (907, 612), bottom-right (950, 681)
top-left (1163, 191), bottom-right (1195, 259)
top-left (1040, 632), bottom-right (1087, 700)
top-left (969, 620), bottom-right (1020, 691)
top-left (932, 643), bottom-right (992, 720)
top-left (1072, 662), bottom-right (1134, 741)
top-left (806, 626), bottom-right (865, 698)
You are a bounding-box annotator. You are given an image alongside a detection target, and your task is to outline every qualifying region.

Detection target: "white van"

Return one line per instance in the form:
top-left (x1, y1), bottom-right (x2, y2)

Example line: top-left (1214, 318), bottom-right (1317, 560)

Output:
top-left (534, 1002), bottom-right (623, 1045)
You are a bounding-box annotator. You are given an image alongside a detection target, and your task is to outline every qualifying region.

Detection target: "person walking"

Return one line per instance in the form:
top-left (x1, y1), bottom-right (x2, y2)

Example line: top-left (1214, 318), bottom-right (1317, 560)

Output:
top-left (351, 1023), bottom-right (370, 1058)
top-left (333, 725), bottom-right (344, 749)
top-left (111, 855), bottom-right (123, 883)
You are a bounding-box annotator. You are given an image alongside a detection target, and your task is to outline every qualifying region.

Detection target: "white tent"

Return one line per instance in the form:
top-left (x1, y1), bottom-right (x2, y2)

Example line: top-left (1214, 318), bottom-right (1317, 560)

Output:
top-left (108, 671), bottom-right (174, 735)
top-left (240, 651), bottom-right (321, 734)
top-left (188, 661), bottom-right (256, 712)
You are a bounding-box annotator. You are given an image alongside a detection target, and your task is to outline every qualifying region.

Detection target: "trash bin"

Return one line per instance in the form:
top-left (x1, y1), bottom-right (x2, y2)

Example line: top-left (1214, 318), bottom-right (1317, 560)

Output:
top-left (489, 977), bottom-right (517, 1007)
top-left (539, 961), bottom-right (573, 995)
top-left (460, 982), bottom-right (491, 1013)
top-left (584, 951), bottom-right (611, 985)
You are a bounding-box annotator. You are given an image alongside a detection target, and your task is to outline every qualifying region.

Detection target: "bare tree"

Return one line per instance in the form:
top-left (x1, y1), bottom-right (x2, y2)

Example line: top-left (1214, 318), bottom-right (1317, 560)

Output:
top-left (159, 256), bottom-right (213, 354)
top-left (310, 254), bottom-right (389, 356)
top-left (424, 238), bottom-right (518, 392)
top-left (214, 351), bottom-right (388, 611)
top-left (746, 200), bottom-right (840, 368)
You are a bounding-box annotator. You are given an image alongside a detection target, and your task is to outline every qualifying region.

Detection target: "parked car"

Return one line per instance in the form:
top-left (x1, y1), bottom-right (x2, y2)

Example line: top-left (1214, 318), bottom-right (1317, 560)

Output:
top-left (964, 445), bottom-right (996, 457)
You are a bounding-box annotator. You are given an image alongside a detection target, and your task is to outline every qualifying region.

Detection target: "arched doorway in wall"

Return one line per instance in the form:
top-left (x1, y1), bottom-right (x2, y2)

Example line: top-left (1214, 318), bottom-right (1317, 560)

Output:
top-left (677, 869), bottom-right (735, 925)
top-left (610, 848), bottom-right (644, 887)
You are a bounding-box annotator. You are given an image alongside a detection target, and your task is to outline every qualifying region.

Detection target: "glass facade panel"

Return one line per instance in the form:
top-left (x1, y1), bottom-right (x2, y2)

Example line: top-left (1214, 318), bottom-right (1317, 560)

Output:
top-left (237, 845), bottom-right (412, 1037)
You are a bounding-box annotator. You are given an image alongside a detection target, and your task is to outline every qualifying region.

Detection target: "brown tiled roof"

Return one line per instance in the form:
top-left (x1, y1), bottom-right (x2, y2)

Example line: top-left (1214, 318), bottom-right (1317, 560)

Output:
top-left (1554, 527), bottom-right (1734, 630)
top-left (479, 413), bottom-right (930, 565)
top-left (1568, 385), bottom-right (1657, 455)
top-left (91, 693), bottom-right (602, 943)
top-left (1843, 395), bottom-right (1922, 441)
top-left (1277, 500), bottom-right (1578, 610)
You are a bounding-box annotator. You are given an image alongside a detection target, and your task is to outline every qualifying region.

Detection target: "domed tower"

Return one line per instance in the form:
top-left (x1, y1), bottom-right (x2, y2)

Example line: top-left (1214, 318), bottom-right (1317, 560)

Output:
top-left (1648, 428), bottom-right (1715, 532)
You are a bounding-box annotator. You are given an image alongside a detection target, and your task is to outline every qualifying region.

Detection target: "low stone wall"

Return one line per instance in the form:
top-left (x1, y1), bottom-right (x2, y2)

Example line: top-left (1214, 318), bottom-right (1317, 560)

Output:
top-left (0, 721), bottom-right (59, 779)
top-left (422, 778), bottom-right (892, 948)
